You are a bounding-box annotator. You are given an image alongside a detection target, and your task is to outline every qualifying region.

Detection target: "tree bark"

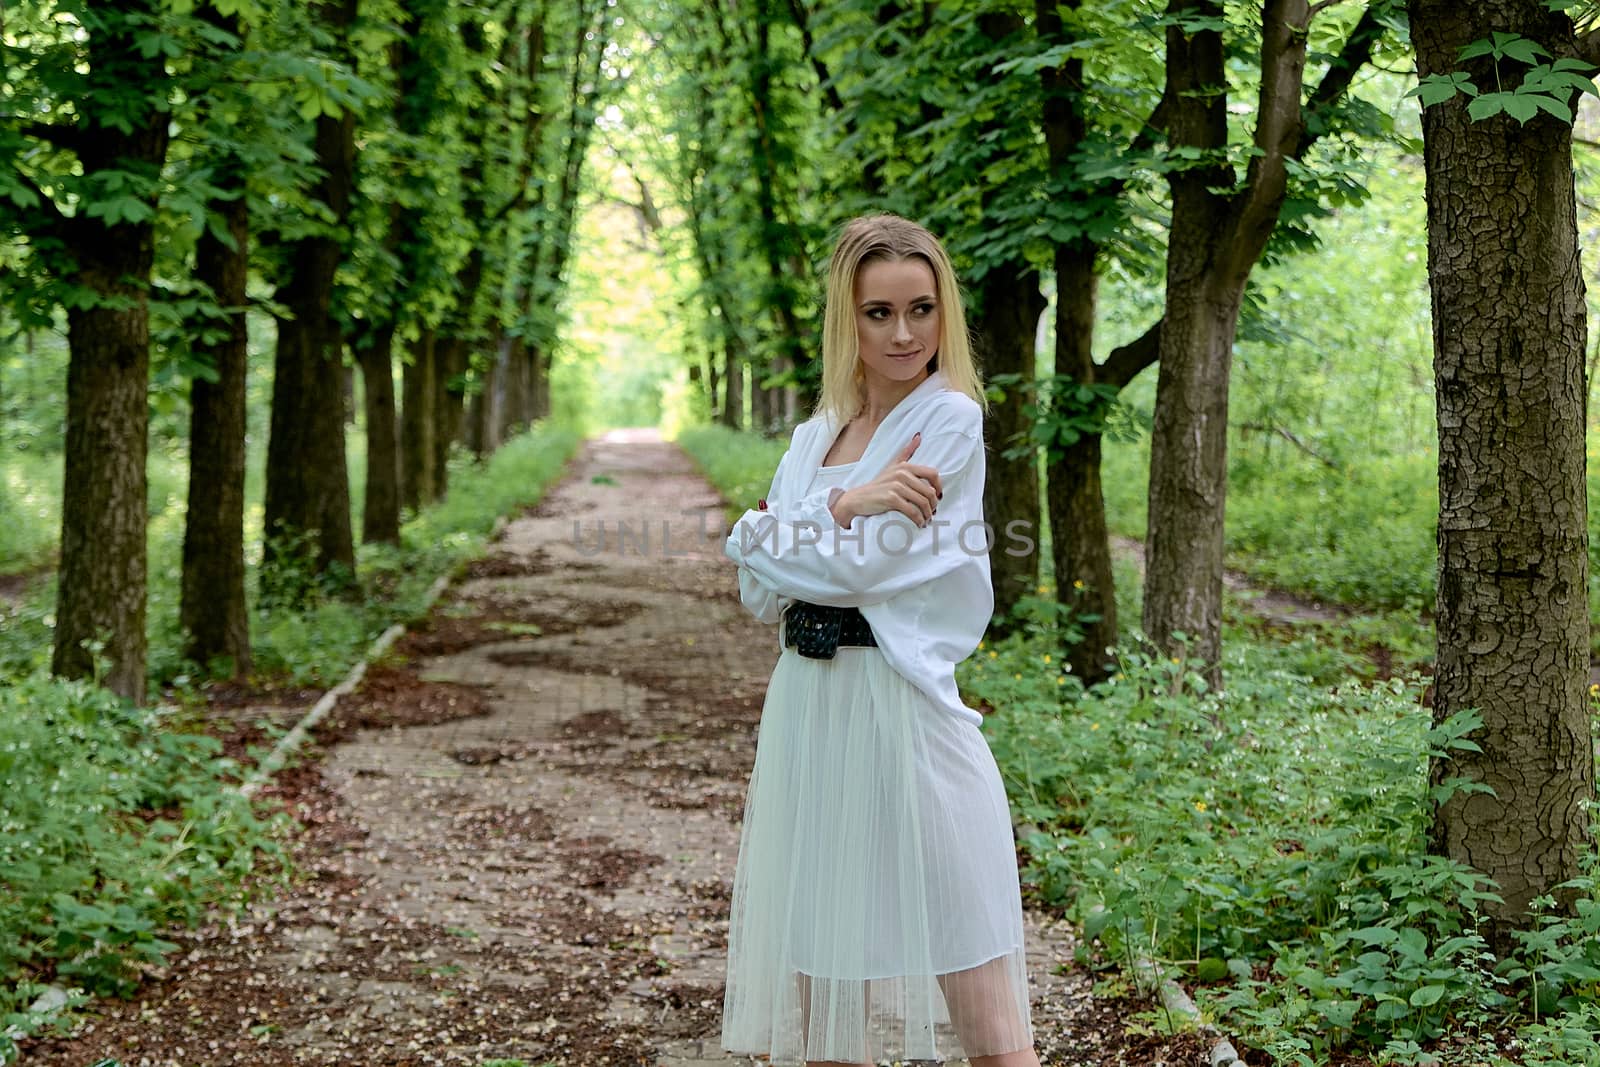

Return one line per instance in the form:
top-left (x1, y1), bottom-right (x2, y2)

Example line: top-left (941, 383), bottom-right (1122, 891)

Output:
top-left (48, 0), bottom-right (171, 701)
top-left (721, 350), bottom-right (744, 429)
top-left (182, 165), bottom-right (252, 675)
top-left (502, 335), bottom-right (530, 438)
top-left (263, 0), bottom-right (358, 593)
top-left (529, 342), bottom-right (551, 422)
top-left (1143, 0), bottom-right (1234, 681)
top-left (58, 296), bottom-right (154, 701)
top-left (434, 335), bottom-right (467, 494)
top-left (1051, 245), bottom-right (1120, 683)
top-left (466, 328), bottom-right (505, 458)
top-left (401, 329), bottom-right (438, 510)
top-left (354, 322), bottom-right (401, 543)
top-left (973, 262), bottom-right (1045, 638)
top-left (751, 368), bottom-right (774, 432)
top-left (1411, 0), bottom-right (1595, 935)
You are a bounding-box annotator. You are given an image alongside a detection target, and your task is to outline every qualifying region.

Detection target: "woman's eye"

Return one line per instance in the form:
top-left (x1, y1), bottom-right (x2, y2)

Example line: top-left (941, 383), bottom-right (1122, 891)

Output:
top-left (914, 304), bottom-right (935, 316)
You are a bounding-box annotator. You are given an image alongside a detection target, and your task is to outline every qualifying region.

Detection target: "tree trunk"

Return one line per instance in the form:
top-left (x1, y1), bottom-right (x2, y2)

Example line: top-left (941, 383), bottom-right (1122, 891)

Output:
top-left (705, 343), bottom-right (721, 423)
top-left (721, 349), bottom-right (744, 429)
top-left (973, 262), bottom-right (1044, 637)
top-left (49, 0), bottom-right (171, 702)
top-left (1142, 0), bottom-right (1234, 682)
top-left (751, 369), bottom-right (773, 433)
top-left (355, 322), bottom-right (401, 544)
top-left (749, 0), bottom-right (816, 409)
top-left (263, 0), bottom-right (357, 593)
top-left (401, 329), bottom-right (438, 510)
top-left (1033, 0), bottom-right (1118, 680)
top-left (1411, 0), bottom-right (1595, 935)
top-left (1051, 245), bottom-right (1120, 683)
top-left (1142, 0), bottom-right (1329, 686)
top-left (502, 335), bottom-right (530, 439)
top-left (57, 302), bottom-right (153, 701)
top-left (433, 335), bottom-right (467, 496)
top-left (466, 331), bottom-right (502, 459)
top-left (181, 171), bottom-right (252, 676)
top-left (529, 342), bottom-right (551, 422)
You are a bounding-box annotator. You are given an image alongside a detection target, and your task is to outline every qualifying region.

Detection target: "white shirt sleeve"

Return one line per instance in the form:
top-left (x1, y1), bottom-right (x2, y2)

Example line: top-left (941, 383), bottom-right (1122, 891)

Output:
top-left (725, 419), bottom-right (984, 609)
top-left (736, 441), bottom-right (838, 627)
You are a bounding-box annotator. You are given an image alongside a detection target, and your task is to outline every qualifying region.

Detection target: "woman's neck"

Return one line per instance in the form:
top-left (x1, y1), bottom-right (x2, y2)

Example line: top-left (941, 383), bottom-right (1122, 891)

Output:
top-left (857, 368), bottom-right (931, 425)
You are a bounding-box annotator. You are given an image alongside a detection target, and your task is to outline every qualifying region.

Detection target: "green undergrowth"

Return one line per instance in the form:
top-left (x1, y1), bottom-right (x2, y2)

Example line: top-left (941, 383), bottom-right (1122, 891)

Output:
top-left (0, 423), bottom-right (580, 690)
top-left (964, 622), bottom-right (1600, 1065)
top-left (0, 676), bottom-right (291, 1062)
top-left (688, 424), bottom-right (1600, 1064)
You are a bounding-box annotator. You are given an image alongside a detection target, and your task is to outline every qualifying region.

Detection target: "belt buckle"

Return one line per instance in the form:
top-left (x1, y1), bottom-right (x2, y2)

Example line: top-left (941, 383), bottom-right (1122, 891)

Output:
top-left (788, 603), bottom-right (842, 660)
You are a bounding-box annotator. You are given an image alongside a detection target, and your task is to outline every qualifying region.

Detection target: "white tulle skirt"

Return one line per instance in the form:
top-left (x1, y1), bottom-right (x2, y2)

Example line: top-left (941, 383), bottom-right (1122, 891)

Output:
top-left (722, 643), bottom-right (1033, 1065)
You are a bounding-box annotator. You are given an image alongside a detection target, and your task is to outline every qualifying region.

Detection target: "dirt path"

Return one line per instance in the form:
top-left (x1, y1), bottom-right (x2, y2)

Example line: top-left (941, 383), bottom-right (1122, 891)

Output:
top-left (20, 430), bottom-right (1184, 1067)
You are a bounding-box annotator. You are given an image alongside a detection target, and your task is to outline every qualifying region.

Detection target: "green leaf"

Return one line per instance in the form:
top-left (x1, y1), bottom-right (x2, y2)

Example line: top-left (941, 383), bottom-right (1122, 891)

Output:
top-left (1501, 94), bottom-right (1541, 123)
top-left (1409, 984), bottom-right (1447, 1007)
top-left (2, 179), bottom-right (40, 210)
top-left (84, 195), bottom-right (156, 227)
top-left (1500, 37), bottom-right (1551, 64)
top-left (1410, 73), bottom-right (1477, 107)
top-left (1467, 93), bottom-right (1510, 121)
top-left (1531, 94), bottom-right (1573, 122)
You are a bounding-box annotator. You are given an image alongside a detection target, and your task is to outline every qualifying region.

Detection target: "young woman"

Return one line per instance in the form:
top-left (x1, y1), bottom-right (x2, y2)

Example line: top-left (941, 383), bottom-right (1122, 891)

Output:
top-left (722, 214), bottom-right (1040, 1067)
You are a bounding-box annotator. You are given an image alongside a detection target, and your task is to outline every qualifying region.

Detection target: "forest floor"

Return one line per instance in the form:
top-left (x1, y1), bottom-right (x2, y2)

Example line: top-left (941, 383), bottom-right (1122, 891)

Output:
top-left (17, 430), bottom-right (1210, 1067)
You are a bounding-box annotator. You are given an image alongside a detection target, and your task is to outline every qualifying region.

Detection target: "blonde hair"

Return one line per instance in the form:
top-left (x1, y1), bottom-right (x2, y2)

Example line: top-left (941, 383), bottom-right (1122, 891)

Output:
top-left (813, 213), bottom-right (986, 424)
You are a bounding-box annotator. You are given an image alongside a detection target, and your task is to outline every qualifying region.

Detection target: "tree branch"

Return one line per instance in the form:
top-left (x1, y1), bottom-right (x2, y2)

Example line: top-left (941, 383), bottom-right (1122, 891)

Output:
top-left (1238, 422), bottom-right (1341, 469)
top-left (784, 0), bottom-right (847, 116)
top-left (1577, 28), bottom-right (1600, 68)
top-left (1098, 320), bottom-right (1162, 390)
top-left (1296, 3), bottom-right (1387, 160)
top-left (1228, 0), bottom-right (1312, 268)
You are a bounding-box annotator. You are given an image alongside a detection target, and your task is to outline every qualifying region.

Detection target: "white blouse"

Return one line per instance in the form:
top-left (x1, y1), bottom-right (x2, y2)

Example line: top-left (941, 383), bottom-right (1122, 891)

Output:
top-left (723, 369), bottom-right (993, 725)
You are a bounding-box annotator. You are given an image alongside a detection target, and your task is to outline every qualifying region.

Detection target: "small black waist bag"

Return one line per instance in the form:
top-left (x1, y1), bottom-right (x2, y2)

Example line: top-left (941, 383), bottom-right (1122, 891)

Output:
top-left (783, 600), bottom-right (879, 659)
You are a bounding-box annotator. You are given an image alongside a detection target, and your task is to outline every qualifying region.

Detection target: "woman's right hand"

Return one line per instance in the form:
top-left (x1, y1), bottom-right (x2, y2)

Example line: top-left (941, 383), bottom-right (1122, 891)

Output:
top-left (832, 432), bottom-right (943, 528)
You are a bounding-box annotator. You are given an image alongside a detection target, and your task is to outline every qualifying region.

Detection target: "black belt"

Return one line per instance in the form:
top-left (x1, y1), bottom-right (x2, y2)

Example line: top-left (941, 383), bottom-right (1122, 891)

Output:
top-left (783, 601), bottom-right (878, 659)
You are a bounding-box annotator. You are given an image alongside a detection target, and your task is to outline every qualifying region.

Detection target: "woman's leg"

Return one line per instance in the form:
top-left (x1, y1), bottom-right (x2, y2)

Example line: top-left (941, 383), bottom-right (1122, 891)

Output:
top-left (937, 956), bottom-right (1040, 1067)
top-left (797, 971), bottom-right (873, 1067)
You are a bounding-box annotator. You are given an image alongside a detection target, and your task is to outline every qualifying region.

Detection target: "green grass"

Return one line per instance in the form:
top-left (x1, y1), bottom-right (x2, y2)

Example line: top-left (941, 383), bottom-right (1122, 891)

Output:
top-left (673, 423), bottom-right (791, 523)
top-left (0, 423), bottom-right (580, 690)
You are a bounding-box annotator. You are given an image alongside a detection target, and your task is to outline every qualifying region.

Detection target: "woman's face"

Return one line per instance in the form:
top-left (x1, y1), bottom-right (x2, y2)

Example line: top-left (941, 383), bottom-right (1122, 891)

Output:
top-left (853, 256), bottom-right (940, 389)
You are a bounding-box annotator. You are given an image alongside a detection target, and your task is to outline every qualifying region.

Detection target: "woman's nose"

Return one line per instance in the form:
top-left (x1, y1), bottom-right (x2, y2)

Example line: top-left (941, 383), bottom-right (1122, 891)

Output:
top-left (893, 317), bottom-right (913, 343)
